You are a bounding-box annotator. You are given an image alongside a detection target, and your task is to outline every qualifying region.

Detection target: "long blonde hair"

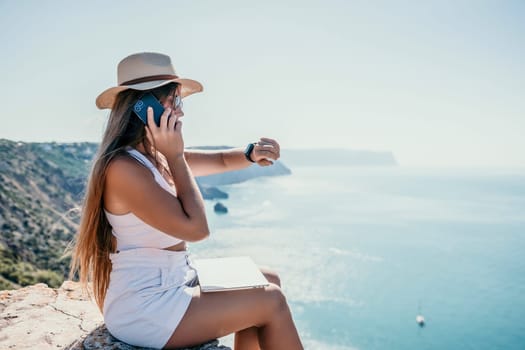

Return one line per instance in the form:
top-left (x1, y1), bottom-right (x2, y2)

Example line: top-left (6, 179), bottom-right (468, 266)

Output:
top-left (69, 83), bottom-right (178, 311)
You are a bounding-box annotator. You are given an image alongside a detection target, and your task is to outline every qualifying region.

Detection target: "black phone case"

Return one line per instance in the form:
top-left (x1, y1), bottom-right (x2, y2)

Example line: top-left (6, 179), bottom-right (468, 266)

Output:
top-left (133, 93), bottom-right (165, 126)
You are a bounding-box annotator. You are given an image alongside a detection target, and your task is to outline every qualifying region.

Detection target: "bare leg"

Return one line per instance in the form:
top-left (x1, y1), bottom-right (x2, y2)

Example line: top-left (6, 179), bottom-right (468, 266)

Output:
top-left (163, 269), bottom-right (301, 350)
top-left (234, 267), bottom-right (282, 350)
top-left (233, 328), bottom-right (259, 350)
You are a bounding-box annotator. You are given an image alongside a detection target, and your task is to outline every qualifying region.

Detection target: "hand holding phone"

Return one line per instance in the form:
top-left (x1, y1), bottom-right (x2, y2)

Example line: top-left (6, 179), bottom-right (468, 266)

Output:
top-left (133, 93), bottom-right (166, 127)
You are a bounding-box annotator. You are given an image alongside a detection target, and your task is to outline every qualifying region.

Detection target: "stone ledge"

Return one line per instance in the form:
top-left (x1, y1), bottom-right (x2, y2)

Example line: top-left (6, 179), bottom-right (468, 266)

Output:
top-left (0, 281), bottom-right (231, 350)
top-left (66, 324), bottom-right (229, 350)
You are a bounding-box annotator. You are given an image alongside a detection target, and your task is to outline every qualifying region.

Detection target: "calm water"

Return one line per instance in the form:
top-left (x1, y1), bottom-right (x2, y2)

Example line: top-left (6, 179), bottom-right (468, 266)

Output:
top-left (192, 166), bottom-right (525, 350)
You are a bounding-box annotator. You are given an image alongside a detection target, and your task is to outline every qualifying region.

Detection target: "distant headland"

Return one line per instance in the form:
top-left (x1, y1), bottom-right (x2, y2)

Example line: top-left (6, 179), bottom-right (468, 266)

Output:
top-left (281, 148), bottom-right (397, 167)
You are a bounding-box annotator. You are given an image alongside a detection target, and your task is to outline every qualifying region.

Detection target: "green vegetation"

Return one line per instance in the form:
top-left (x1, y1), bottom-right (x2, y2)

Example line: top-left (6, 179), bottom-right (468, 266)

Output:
top-left (0, 139), bottom-right (97, 290)
top-left (0, 250), bottom-right (63, 288)
top-left (0, 275), bottom-right (16, 290)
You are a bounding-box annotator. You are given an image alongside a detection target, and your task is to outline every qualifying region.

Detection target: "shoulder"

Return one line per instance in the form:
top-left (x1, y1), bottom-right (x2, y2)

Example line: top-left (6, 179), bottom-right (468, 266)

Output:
top-left (103, 153), bottom-right (167, 215)
top-left (105, 153), bottom-right (154, 190)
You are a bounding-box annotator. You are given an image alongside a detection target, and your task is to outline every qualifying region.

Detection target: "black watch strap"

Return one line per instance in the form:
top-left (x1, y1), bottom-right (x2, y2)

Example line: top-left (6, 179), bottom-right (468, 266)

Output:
top-left (244, 142), bottom-right (256, 163)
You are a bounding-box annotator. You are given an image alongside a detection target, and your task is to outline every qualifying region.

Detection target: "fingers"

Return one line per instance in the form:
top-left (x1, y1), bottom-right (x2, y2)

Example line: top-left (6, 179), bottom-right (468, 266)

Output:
top-left (146, 106), bottom-right (172, 128)
top-left (254, 137), bottom-right (280, 161)
top-left (257, 159), bottom-right (273, 167)
top-left (147, 106), bottom-right (178, 132)
top-left (145, 107), bottom-right (156, 145)
top-left (160, 108), bottom-right (172, 128)
top-left (145, 105), bottom-right (184, 158)
top-left (175, 118), bottom-right (183, 131)
top-left (255, 145), bottom-right (278, 160)
top-left (259, 137), bottom-right (280, 153)
top-left (168, 112), bottom-right (178, 130)
top-left (147, 106), bottom-right (155, 127)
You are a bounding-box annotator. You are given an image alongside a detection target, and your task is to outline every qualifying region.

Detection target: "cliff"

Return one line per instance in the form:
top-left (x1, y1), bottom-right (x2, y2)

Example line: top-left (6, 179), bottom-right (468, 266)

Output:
top-left (197, 161), bottom-right (291, 186)
top-left (0, 281), bottom-right (231, 349)
top-left (0, 140), bottom-right (95, 290)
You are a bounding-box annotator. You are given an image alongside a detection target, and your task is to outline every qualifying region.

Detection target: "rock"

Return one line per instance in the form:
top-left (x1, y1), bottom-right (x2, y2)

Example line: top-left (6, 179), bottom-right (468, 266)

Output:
top-left (197, 183), bottom-right (229, 200)
top-left (213, 202), bottom-right (228, 214)
top-left (67, 325), bottom-right (230, 350)
top-left (0, 281), bottom-right (231, 350)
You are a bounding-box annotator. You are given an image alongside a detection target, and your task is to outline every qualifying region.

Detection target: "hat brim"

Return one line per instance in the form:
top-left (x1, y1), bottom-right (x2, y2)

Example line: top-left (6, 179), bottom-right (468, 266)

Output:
top-left (95, 78), bottom-right (203, 109)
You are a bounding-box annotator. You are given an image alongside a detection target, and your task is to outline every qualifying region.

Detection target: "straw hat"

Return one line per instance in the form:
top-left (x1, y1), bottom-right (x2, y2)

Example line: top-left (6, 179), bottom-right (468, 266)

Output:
top-left (95, 52), bottom-right (203, 109)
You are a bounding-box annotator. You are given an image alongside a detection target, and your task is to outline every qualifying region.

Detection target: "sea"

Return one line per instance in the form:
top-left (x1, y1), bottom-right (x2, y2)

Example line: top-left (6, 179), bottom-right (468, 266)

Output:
top-left (191, 165), bottom-right (525, 350)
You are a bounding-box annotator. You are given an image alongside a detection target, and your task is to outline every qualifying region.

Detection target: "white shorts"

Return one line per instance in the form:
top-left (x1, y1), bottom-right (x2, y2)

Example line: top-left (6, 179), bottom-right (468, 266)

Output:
top-left (103, 248), bottom-right (198, 349)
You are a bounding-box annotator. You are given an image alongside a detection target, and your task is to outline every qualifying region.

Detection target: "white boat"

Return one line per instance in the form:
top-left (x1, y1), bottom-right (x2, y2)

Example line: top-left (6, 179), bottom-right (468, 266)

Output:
top-left (416, 315), bottom-right (425, 326)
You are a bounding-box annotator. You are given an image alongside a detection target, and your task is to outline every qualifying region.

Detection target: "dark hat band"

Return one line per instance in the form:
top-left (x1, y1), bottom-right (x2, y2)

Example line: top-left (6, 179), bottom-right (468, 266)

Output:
top-left (120, 74), bottom-right (179, 86)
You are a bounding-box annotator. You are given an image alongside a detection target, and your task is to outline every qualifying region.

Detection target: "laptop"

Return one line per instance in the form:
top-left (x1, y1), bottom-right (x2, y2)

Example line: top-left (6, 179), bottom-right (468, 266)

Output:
top-left (192, 256), bottom-right (269, 293)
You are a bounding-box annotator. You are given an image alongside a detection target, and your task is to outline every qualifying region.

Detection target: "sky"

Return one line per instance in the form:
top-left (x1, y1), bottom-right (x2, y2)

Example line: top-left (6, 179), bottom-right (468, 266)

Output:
top-left (0, 0), bottom-right (523, 167)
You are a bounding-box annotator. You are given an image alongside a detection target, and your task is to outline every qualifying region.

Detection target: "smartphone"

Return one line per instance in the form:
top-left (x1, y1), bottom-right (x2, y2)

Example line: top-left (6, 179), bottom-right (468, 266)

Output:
top-left (133, 92), bottom-right (165, 126)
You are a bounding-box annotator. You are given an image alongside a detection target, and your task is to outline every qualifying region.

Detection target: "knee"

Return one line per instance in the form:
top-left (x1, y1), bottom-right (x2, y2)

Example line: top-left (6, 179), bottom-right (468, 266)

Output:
top-left (261, 267), bottom-right (281, 287)
top-left (264, 284), bottom-right (289, 316)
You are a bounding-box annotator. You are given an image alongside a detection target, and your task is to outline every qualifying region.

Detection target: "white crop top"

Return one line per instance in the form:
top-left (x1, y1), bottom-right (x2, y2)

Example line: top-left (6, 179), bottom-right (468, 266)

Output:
top-left (104, 148), bottom-right (183, 251)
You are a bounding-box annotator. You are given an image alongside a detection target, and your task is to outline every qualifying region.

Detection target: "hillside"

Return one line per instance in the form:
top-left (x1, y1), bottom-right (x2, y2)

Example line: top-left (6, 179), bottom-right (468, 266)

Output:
top-left (0, 139), bottom-right (291, 291)
top-left (0, 140), bottom-right (97, 290)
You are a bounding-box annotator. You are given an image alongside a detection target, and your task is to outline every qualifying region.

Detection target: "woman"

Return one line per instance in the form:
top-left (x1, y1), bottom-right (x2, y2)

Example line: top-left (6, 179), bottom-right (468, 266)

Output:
top-left (69, 52), bottom-right (303, 350)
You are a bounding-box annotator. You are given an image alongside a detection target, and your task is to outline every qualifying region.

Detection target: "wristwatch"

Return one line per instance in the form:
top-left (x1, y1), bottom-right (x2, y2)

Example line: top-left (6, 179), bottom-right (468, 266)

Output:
top-left (244, 142), bottom-right (256, 163)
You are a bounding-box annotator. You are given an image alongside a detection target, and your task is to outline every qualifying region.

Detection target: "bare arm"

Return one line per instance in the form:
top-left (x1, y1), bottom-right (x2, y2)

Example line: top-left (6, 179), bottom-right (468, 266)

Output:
top-left (185, 138), bottom-right (281, 177)
top-left (184, 148), bottom-right (251, 177)
top-left (104, 105), bottom-right (209, 242)
top-left (167, 154), bottom-right (208, 230)
top-left (104, 156), bottom-right (209, 242)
